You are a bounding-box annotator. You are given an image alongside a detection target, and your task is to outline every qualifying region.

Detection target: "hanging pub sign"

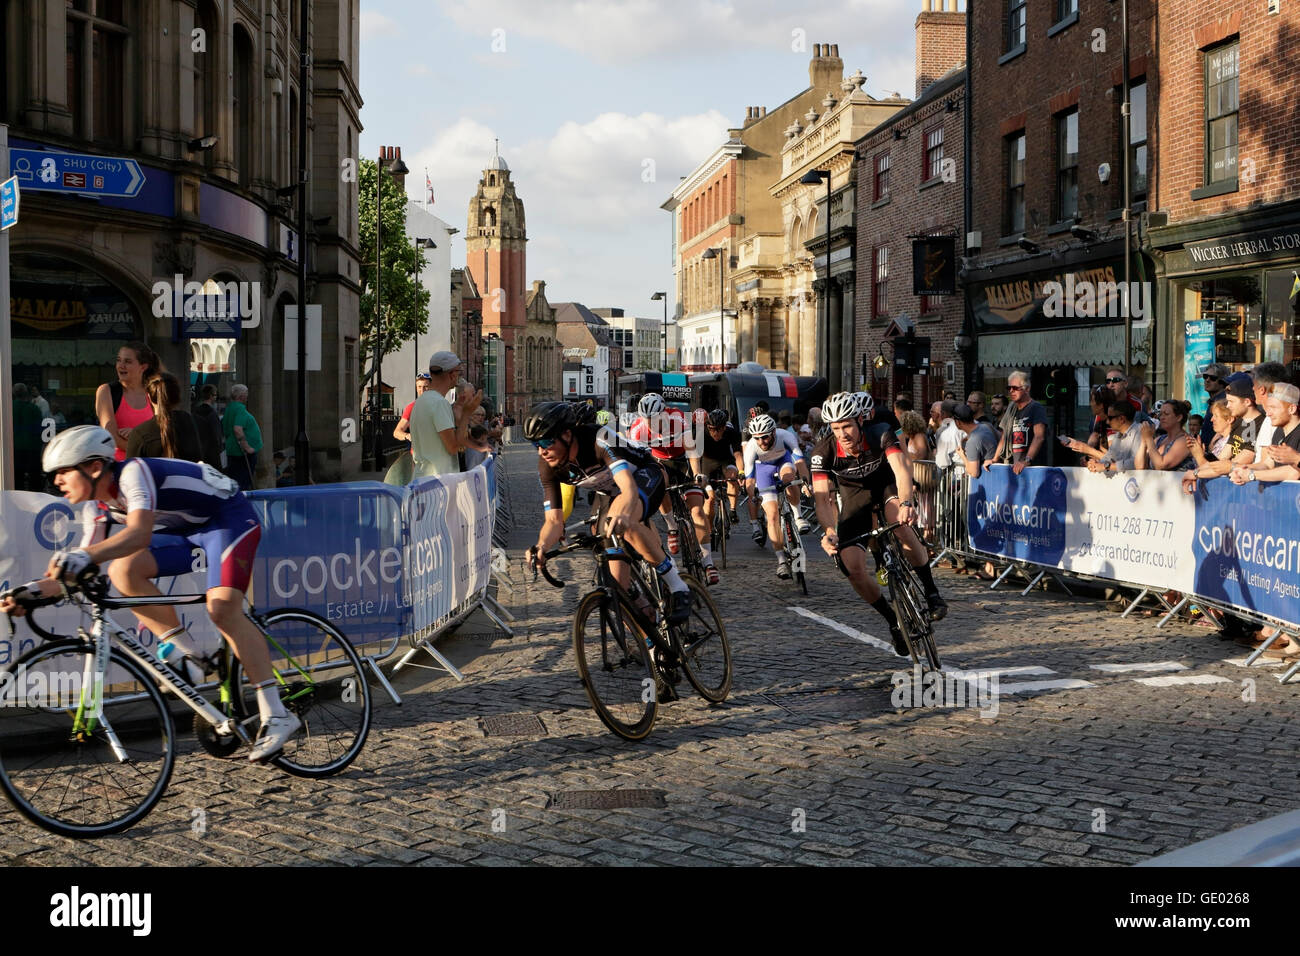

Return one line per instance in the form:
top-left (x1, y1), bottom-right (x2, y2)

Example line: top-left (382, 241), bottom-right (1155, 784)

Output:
top-left (912, 236), bottom-right (956, 296)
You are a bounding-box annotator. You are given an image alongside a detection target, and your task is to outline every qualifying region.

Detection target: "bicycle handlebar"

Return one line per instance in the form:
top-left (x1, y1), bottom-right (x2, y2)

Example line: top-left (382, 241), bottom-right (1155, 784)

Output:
top-left (528, 533), bottom-right (600, 589)
top-left (834, 521), bottom-right (908, 551)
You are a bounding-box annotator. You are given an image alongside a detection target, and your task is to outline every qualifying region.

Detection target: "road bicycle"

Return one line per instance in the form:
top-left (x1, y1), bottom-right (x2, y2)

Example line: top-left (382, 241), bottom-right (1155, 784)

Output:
top-left (772, 476), bottom-right (809, 595)
top-left (839, 519), bottom-right (942, 672)
top-left (706, 477), bottom-right (735, 571)
top-left (530, 521), bottom-right (731, 741)
top-left (663, 478), bottom-right (712, 584)
top-left (0, 570), bottom-right (371, 838)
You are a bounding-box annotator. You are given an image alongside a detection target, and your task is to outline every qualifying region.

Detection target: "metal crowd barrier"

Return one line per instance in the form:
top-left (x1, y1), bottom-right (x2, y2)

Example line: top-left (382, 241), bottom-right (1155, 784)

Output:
top-left (925, 467), bottom-right (1300, 684)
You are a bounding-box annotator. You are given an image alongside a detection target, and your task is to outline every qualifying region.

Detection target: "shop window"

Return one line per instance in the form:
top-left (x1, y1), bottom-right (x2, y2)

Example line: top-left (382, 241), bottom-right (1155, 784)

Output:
top-left (1205, 41), bottom-right (1239, 185)
top-left (1179, 275), bottom-right (1262, 372)
top-left (1264, 269), bottom-right (1300, 371)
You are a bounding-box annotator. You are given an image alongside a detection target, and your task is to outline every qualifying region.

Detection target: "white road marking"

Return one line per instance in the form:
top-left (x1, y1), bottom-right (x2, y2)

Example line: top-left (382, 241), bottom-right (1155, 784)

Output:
top-left (1089, 661), bottom-right (1187, 673)
top-left (946, 665), bottom-right (1056, 680)
top-left (1133, 674), bottom-right (1233, 687)
top-left (1223, 656), bottom-right (1284, 668)
top-left (790, 606), bottom-right (894, 654)
top-left (998, 678), bottom-right (1096, 694)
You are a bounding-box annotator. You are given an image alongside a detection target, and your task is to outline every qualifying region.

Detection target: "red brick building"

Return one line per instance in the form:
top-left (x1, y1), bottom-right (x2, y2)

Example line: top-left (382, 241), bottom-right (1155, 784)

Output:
top-left (1144, 3), bottom-right (1300, 410)
top-left (855, 2), bottom-right (966, 409)
top-left (963, 0), bottom-right (1156, 441)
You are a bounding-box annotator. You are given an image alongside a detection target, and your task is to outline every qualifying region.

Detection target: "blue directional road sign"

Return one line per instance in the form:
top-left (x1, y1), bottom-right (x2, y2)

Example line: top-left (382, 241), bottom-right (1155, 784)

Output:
top-left (0, 176), bottom-right (18, 230)
top-left (8, 148), bottom-right (145, 199)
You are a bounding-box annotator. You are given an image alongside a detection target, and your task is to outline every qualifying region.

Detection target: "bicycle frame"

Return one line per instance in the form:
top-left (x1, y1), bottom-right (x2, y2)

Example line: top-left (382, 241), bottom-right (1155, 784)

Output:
top-left (773, 477), bottom-right (808, 577)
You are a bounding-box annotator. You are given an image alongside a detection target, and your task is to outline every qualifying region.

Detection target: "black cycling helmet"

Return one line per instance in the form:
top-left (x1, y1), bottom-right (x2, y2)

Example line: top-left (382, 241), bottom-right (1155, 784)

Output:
top-left (523, 401), bottom-right (577, 442)
top-left (707, 408), bottom-right (728, 428)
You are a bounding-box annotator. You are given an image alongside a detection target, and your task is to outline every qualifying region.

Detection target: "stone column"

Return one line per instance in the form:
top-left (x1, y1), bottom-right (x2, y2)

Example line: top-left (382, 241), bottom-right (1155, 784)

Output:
top-left (738, 301), bottom-right (754, 365)
top-left (826, 277), bottom-right (843, 393)
top-left (785, 296), bottom-right (800, 374)
top-left (840, 277), bottom-right (856, 389)
top-left (800, 291), bottom-right (816, 376)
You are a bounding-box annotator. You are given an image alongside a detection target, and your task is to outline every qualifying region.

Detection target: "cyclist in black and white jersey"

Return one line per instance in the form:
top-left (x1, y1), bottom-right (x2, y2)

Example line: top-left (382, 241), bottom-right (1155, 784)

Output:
top-left (699, 408), bottom-right (744, 541)
top-left (810, 392), bottom-right (948, 653)
top-left (525, 401), bottom-right (692, 622)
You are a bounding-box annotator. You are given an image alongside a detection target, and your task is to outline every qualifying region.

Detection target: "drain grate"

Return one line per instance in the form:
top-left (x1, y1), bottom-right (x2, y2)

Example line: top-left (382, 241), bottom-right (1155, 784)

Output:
top-left (480, 713), bottom-right (547, 736)
top-left (548, 789), bottom-right (668, 810)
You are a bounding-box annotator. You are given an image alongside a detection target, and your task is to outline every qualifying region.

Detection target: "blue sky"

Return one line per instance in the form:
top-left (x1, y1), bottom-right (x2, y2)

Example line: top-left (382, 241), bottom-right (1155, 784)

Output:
top-left (359, 0), bottom-right (925, 316)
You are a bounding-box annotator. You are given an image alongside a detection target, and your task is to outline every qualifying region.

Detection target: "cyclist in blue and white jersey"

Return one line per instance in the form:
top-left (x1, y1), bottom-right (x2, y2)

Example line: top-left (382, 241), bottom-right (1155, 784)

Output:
top-left (0, 426), bottom-right (300, 761)
top-left (743, 413), bottom-right (812, 579)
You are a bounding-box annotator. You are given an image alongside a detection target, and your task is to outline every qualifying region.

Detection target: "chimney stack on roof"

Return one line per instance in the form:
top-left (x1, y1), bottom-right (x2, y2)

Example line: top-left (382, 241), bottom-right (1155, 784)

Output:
top-left (915, 0), bottom-right (966, 98)
top-left (809, 41), bottom-right (844, 93)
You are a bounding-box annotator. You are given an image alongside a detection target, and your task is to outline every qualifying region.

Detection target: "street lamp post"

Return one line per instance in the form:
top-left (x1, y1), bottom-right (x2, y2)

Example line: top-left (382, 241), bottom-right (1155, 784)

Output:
top-left (293, 0), bottom-right (312, 484)
top-left (701, 247), bottom-right (726, 371)
top-left (411, 236), bottom-right (436, 385)
top-left (651, 291), bottom-right (667, 371)
top-left (371, 149), bottom-right (409, 471)
top-left (800, 168), bottom-right (832, 387)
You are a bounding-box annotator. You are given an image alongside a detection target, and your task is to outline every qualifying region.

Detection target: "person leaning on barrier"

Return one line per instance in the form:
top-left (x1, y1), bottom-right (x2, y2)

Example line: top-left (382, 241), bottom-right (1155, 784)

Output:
top-left (1182, 376), bottom-right (1266, 494)
top-left (992, 370), bottom-right (1050, 473)
top-left (952, 404), bottom-right (1000, 579)
top-left (932, 400), bottom-right (963, 471)
top-left (1228, 382), bottom-right (1300, 484)
top-left (1069, 403), bottom-right (1141, 473)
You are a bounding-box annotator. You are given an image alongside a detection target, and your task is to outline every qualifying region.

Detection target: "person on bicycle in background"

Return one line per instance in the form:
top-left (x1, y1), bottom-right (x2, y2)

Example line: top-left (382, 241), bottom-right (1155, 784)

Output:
top-left (744, 412), bottom-right (811, 579)
top-left (811, 392), bottom-right (948, 653)
top-left (627, 393), bottom-right (715, 583)
top-left (0, 425), bottom-right (300, 762)
top-left (526, 401), bottom-right (692, 622)
top-left (700, 408), bottom-right (745, 544)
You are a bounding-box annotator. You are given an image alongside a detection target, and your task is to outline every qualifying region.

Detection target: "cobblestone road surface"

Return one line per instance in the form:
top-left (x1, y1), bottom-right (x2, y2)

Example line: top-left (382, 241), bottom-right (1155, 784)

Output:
top-left (3, 443), bottom-right (1296, 866)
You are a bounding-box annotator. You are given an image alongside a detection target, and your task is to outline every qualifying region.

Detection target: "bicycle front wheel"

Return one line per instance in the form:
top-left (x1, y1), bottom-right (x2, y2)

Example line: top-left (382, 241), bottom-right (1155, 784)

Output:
top-left (671, 577), bottom-right (732, 703)
top-left (0, 641), bottom-right (174, 838)
top-left (890, 565), bottom-right (941, 672)
top-left (232, 609), bottom-right (372, 778)
top-left (572, 589), bottom-right (659, 741)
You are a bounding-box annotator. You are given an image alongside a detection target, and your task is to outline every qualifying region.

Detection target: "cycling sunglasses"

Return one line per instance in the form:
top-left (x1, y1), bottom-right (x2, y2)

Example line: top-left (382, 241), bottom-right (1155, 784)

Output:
top-left (532, 438), bottom-right (557, 450)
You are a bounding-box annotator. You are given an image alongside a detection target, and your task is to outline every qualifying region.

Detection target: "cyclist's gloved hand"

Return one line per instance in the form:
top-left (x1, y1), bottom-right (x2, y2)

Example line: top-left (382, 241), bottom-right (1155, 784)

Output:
top-left (49, 548), bottom-right (92, 578)
top-left (694, 473), bottom-right (709, 488)
top-left (820, 531), bottom-right (839, 556)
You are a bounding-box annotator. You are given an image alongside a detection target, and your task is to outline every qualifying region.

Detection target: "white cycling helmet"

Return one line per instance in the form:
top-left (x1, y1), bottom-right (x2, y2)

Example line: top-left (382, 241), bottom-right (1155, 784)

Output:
top-left (855, 391), bottom-right (875, 418)
top-left (749, 413), bottom-right (776, 436)
top-left (638, 393), bottom-right (666, 416)
top-left (42, 425), bottom-right (117, 473)
top-left (822, 392), bottom-right (861, 424)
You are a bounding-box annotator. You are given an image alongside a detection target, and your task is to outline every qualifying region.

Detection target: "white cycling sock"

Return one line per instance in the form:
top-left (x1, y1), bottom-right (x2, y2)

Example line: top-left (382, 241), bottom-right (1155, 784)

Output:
top-left (157, 624), bottom-right (200, 659)
top-left (255, 680), bottom-right (288, 722)
top-left (655, 557), bottom-right (687, 593)
top-left (664, 513), bottom-right (678, 532)
top-left (700, 542), bottom-right (712, 562)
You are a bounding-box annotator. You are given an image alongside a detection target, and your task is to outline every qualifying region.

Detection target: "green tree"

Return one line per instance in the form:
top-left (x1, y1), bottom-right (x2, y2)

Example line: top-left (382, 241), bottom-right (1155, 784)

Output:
top-left (358, 158), bottom-right (431, 394)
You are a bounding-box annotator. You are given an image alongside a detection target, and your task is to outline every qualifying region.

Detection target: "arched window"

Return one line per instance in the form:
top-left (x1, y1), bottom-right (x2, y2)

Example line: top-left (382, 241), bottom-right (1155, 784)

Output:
top-left (480, 206), bottom-right (496, 229)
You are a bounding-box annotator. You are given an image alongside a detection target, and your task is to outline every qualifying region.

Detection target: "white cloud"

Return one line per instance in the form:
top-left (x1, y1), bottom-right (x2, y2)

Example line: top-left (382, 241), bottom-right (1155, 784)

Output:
top-left (402, 109), bottom-right (728, 305)
top-left (361, 11), bottom-right (401, 40)
top-left (404, 63), bottom-right (432, 76)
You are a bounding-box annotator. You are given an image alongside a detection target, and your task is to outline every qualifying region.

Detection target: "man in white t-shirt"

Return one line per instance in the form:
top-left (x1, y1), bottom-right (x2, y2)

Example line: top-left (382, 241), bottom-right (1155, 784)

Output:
top-left (410, 350), bottom-right (480, 479)
top-left (933, 399), bottom-right (964, 470)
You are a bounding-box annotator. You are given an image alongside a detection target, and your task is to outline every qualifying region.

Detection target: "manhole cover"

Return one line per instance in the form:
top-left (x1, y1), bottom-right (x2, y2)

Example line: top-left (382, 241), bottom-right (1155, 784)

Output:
top-left (480, 713), bottom-right (547, 736)
top-left (548, 789), bottom-right (668, 810)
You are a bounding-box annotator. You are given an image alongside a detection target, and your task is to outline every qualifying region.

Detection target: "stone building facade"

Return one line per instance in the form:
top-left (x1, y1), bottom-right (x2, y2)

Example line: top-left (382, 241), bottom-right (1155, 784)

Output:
top-left (1, 0), bottom-right (364, 484)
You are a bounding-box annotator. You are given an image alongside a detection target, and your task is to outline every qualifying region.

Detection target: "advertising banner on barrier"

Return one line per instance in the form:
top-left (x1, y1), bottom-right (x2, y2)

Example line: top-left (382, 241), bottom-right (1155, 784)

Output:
top-left (404, 458), bottom-right (496, 637)
top-left (0, 492), bottom-right (215, 667)
top-left (1190, 478), bottom-right (1300, 627)
top-left (1, 458), bottom-right (499, 664)
top-left (968, 466), bottom-right (1300, 626)
top-left (246, 482), bottom-right (407, 648)
top-left (968, 466), bottom-right (1196, 593)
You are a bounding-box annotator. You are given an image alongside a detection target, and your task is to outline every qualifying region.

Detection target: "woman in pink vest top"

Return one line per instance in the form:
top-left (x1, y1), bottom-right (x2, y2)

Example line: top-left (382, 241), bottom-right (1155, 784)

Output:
top-left (95, 342), bottom-right (162, 462)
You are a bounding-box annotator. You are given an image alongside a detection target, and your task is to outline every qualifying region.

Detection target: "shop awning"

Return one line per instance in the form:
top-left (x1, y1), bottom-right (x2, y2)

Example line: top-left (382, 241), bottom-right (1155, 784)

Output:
top-left (978, 323), bottom-right (1150, 369)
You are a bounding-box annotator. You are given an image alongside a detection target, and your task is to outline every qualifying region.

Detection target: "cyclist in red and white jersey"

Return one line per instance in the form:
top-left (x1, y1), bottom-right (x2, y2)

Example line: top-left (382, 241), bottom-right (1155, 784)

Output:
top-left (627, 393), bottom-right (717, 585)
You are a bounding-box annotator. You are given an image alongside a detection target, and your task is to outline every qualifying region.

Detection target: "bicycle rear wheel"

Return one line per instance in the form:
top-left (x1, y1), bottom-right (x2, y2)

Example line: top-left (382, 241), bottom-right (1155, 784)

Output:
top-left (232, 609), bottom-right (372, 777)
top-left (670, 577), bottom-right (732, 703)
top-left (0, 641), bottom-right (174, 838)
top-left (714, 503), bottom-right (728, 570)
top-left (572, 589), bottom-right (659, 740)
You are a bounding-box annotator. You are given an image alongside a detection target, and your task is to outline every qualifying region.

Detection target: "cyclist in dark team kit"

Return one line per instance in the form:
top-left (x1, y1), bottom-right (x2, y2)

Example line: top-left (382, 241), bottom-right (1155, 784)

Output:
top-left (0, 425), bottom-right (300, 761)
top-left (700, 408), bottom-right (744, 530)
top-left (810, 392), bottom-right (948, 654)
top-left (525, 401), bottom-right (692, 622)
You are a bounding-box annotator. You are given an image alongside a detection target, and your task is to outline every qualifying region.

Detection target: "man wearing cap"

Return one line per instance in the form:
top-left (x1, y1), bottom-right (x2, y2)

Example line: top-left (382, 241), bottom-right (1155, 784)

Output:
top-left (1229, 382), bottom-right (1300, 483)
top-left (1197, 362), bottom-right (1230, 448)
top-left (410, 350), bottom-right (482, 479)
top-left (1182, 374), bottom-right (1266, 493)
